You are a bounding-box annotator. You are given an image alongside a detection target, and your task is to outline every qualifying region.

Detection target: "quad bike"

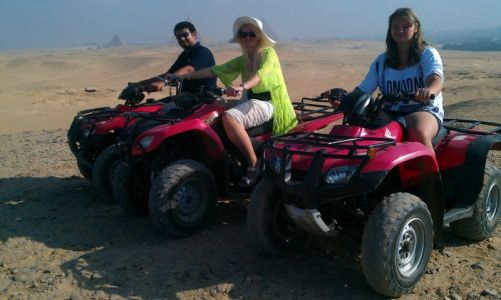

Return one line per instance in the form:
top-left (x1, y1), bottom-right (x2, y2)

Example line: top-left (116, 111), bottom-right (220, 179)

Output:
top-left (67, 80), bottom-right (179, 202)
top-left (111, 91), bottom-right (346, 238)
top-left (247, 90), bottom-right (501, 297)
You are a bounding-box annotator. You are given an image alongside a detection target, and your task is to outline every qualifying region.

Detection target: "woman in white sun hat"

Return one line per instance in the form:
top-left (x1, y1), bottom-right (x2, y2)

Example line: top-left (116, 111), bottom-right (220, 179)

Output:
top-left (176, 16), bottom-right (297, 187)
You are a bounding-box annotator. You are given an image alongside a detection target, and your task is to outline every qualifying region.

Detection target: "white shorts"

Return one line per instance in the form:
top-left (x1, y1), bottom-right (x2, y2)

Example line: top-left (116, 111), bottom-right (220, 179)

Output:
top-left (225, 99), bottom-right (274, 129)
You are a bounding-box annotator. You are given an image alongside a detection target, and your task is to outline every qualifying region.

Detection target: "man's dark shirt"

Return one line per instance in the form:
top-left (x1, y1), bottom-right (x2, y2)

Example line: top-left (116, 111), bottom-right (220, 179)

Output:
top-left (167, 42), bottom-right (216, 94)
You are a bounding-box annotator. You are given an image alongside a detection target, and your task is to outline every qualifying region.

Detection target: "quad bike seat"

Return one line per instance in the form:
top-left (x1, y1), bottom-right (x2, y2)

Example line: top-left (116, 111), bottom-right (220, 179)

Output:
top-left (247, 119), bottom-right (273, 137)
top-left (248, 119), bottom-right (273, 151)
top-left (432, 126), bottom-right (447, 147)
top-left (395, 116), bottom-right (447, 147)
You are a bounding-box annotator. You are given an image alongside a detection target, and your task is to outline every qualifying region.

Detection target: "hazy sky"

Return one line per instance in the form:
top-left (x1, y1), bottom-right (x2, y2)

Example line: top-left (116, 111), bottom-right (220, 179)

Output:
top-left (1, 0), bottom-right (500, 50)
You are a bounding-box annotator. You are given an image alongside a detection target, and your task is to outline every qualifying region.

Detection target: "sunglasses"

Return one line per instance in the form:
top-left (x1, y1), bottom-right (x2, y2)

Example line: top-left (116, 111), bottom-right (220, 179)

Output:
top-left (175, 32), bottom-right (191, 40)
top-left (238, 31), bottom-right (257, 39)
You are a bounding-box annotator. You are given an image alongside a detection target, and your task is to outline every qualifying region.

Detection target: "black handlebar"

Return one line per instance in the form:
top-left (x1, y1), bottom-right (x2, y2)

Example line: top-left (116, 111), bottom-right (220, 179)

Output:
top-left (118, 83), bottom-right (147, 106)
top-left (380, 93), bottom-right (435, 106)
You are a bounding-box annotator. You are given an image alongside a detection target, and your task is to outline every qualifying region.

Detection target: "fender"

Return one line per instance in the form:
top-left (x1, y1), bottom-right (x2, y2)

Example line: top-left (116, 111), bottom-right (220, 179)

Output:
top-left (362, 142), bottom-right (444, 241)
top-left (315, 143), bottom-right (439, 198)
top-left (448, 134), bottom-right (501, 207)
top-left (363, 142), bottom-right (439, 175)
top-left (132, 119), bottom-right (225, 159)
top-left (115, 103), bottom-right (164, 113)
top-left (435, 132), bottom-right (478, 170)
top-left (94, 116), bottom-right (126, 134)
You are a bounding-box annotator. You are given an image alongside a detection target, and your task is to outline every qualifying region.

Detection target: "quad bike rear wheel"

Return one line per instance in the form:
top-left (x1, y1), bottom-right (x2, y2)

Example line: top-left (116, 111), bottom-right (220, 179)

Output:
top-left (451, 162), bottom-right (501, 241)
top-left (149, 160), bottom-right (217, 238)
top-left (361, 192), bottom-right (433, 297)
top-left (247, 177), bottom-right (309, 255)
top-left (112, 161), bottom-right (149, 216)
top-left (92, 145), bottom-right (120, 203)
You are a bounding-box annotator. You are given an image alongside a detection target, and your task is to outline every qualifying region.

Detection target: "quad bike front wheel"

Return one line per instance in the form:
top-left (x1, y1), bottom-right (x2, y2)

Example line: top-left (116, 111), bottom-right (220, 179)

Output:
top-left (361, 192), bottom-right (433, 297)
top-left (148, 160), bottom-right (217, 238)
top-left (451, 162), bottom-right (501, 241)
top-left (68, 120), bottom-right (93, 182)
top-left (76, 158), bottom-right (93, 182)
top-left (247, 177), bottom-right (308, 255)
top-left (92, 145), bottom-right (121, 203)
top-left (112, 161), bottom-right (149, 216)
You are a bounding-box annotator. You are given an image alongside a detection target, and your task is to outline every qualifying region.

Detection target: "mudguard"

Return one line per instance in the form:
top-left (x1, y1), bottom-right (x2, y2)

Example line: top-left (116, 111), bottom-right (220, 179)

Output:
top-left (363, 142), bottom-right (439, 175)
top-left (94, 116), bottom-right (127, 134)
top-left (359, 142), bottom-right (445, 244)
top-left (132, 118), bottom-right (225, 159)
top-left (447, 134), bottom-right (501, 207)
top-left (340, 142), bottom-right (443, 242)
top-left (314, 142), bottom-right (439, 198)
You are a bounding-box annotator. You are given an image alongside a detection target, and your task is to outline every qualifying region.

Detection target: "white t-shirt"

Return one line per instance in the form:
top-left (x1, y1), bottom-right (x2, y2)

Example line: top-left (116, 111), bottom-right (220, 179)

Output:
top-left (358, 46), bottom-right (444, 120)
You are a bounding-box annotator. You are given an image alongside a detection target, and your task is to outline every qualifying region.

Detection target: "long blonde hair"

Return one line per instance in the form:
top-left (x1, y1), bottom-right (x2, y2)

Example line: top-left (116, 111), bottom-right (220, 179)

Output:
top-left (239, 23), bottom-right (268, 81)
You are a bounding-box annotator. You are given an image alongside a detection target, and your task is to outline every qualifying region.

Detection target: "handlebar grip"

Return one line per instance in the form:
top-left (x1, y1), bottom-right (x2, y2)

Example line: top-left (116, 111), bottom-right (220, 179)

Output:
top-left (212, 87), bottom-right (226, 96)
top-left (156, 76), bottom-right (169, 85)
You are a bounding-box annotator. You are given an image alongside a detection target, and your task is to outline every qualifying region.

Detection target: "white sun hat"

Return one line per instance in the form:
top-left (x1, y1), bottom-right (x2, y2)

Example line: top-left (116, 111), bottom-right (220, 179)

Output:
top-left (229, 16), bottom-right (276, 47)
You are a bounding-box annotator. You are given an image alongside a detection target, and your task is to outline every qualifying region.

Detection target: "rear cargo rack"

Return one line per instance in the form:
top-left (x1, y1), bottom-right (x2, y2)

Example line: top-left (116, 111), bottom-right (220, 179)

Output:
top-left (443, 118), bottom-right (501, 135)
top-left (293, 97), bottom-right (340, 122)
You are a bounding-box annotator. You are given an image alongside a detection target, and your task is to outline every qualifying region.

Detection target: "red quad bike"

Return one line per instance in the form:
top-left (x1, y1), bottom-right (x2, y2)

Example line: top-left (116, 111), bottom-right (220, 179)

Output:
top-left (247, 90), bottom-right (501, 297)
top-left (67, 81), bottom-right (179, 202)
top-left (111, 91), bottom-right (346, 238)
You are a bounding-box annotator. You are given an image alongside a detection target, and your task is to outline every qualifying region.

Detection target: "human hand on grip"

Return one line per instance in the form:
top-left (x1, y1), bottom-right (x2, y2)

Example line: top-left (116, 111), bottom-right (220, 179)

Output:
top-left (226, 84), bottom-right (245, 97)
top-left (148, 74), bottom-right (176, 93)
top-left (415, 88), bottom-right (435, 102)
top-left (147, 81), bottom-right (164, 93)
top-left (163, 73), bottom-right (176, 81)
top-left (321, 88), bottom-right (347, 108)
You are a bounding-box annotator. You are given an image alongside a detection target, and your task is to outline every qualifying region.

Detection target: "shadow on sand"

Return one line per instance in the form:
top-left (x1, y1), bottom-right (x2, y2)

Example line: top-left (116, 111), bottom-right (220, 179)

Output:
top-left (1, 175), bottom-right (485, 299)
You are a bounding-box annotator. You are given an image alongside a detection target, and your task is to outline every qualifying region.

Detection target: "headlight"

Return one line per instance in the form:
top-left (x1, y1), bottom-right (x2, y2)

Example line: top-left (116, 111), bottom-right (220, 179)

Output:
top-left (138, 135), bottom-right (154, 149)
top-left (324, 166), bottom-right (357, 185)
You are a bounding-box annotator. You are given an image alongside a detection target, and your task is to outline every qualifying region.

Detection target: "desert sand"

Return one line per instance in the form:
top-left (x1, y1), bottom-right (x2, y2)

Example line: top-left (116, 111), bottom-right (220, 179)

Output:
top-left (0, 41), bottom-right (500, 299)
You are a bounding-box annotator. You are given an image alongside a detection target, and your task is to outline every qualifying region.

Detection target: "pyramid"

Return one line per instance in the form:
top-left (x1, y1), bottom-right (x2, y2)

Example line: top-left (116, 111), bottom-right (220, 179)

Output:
top-left (103, 35), bottom-right (126, 48)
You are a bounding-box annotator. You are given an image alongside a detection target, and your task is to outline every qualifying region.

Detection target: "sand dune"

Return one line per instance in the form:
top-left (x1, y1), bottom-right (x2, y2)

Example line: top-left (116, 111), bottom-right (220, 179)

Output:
top-left (0, 41), bottom-right (500, 299)
top-left (1, 41), bottom-right (500, 134)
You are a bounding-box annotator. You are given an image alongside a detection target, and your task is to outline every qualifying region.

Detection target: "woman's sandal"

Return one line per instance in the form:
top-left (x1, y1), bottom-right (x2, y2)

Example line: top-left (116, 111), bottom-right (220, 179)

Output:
top-left (239, 166), bottom-right (261, 187)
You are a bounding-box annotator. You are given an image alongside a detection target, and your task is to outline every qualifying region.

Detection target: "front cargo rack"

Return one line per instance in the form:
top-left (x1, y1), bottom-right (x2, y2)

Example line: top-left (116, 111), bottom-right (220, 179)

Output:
top-left (265, 132), bottom-right (396, 187)
top-left (270, 132), bottom-right (396, 159)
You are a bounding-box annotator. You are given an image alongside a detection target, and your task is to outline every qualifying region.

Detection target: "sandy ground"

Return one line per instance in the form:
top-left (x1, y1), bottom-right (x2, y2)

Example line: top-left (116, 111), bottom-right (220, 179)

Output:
top-left (0, 41), bottom-right (500, 299)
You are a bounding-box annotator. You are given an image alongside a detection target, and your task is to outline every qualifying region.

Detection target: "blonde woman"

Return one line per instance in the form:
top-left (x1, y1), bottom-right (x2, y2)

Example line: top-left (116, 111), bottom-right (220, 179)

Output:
top-left (173, 16), bottom-right (297, 187)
